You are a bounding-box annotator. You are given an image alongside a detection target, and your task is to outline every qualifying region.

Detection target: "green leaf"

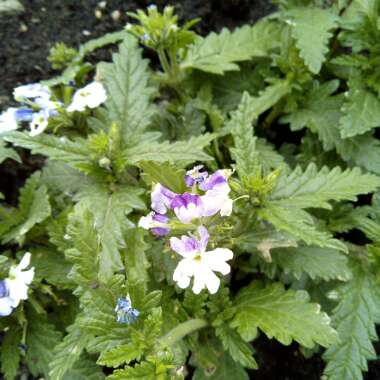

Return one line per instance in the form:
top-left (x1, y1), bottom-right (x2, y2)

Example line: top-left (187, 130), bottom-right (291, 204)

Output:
top-left (0, 140), bottom-right (20, 164)
top-left (271, 246), bottom-right (351, 281)
top-left (193, 351), bottom-right (249, 380)
top-left (107, 362), bottom-right (156, 380)
top-left (229, 83), bottom-right (290, 177)
top-left (98, 35), bottom-right (156, 143)
top-left (339, 87), bottom-right (380, 138)
top-left (75, 184), bottom-right (144, 280)
top-left (323, 260), bottom-right (380, 380)
top-left (26, 314), bottom-right (62, 378)
top-left (124, 228), bottom-right (150, 288)
top-left (215, 326), bottom-right (257, 369)
top-left (4, 132), bottom-right (91, 169)
top-left (270, 163), bottom-right (380, 210)
top-left (287, 7), bottom-right (337, 73)
top-left (139, 161), bottom-right (187, 193)
top-left (282, 80), bottom-right (342, 151)
top-left (124, 134), bottom-right (215, 165)
top-left (65, 211), bottom-right (100, 287)
top-left (42, 161), bottom-right (91, 194)
top-left (2, 172), bottom-right (51, 244)
top-left (49, 324), bottom-right (91, 380)
top-left (97, 344), bottom-right (142, 368)
top-left (182, 20), bottom-right (281, 74)
top-left (258, 204), bottom-right (347, 252)
top-left (1, 327), bottom-right (22, 380)
top-left (229, 92), bottom-right (258, 178)
top-left (63, 356), bottom-right (105, 380)
top-left (231, 281), bottom-right (338, 347)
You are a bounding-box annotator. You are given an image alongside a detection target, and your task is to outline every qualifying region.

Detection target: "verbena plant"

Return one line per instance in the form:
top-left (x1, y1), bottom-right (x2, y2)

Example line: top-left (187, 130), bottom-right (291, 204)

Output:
top-left (1, 1), bottom-right (380, 379)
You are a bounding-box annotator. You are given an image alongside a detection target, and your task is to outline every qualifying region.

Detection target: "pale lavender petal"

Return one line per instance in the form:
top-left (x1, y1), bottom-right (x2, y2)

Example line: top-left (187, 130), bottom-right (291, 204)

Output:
top-left (197, 226), bottom-right (209, 252)
top-left (151, 184), bottom-right (176, 214)
top-left (199, 170), bottom-right (227, 191)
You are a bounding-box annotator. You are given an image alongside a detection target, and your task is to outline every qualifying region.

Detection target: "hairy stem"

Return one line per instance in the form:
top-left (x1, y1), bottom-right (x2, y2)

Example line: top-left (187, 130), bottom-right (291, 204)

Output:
top-left (159, 318), bottom-right (208, 347)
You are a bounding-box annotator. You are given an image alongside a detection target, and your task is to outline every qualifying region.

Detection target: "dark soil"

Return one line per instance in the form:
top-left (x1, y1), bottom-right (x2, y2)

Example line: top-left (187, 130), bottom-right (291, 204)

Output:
top-left (1, 0), bottom-right (380, 379)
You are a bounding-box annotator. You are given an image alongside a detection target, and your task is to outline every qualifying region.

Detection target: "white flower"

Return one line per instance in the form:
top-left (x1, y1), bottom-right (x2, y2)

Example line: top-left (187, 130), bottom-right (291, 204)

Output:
top-left (6, 253), bottom-right (34, 309)
top-left (170, 226), bottom-right (233, 294)
top-left (29, 110), bottom-right (49, 136)
top-left (13, 83), bottom-right (50, 102)
top-left (0, 108), bottom-right (19, 133)
top-left (67, 81), bottom-right (107, 112)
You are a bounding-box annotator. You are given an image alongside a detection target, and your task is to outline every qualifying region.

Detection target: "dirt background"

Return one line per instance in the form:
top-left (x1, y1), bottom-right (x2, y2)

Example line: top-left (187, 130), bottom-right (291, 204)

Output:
top-left (1, 0), bottom-right (380, 379)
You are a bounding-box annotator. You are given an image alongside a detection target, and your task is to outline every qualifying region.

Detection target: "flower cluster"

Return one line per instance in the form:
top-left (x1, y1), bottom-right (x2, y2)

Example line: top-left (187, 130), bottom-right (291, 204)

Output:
top-left (115, 296), bottom-right (140, 324)
top-left (0, 83), bottom-right (60, 136)
top-left (0, 253), bottom-right (35, 317)
top-left (139, 166), bottom-right (234, 294)
top-left (0, 81), bottom-right (107, 137)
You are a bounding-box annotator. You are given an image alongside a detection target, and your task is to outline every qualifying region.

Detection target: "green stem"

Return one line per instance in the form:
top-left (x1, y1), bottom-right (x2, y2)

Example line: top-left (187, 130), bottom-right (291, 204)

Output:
top-left (158, 47), bottom-right (172, 77)
top-left (158, 318), bottom-right (208, 347)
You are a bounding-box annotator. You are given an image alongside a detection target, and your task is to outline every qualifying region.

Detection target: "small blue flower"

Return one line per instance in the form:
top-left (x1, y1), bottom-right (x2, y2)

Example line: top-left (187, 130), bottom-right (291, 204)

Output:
top-left (0, 280), bottom-right (12, 317)
top-left (115, 297), bottom-right (140, 324)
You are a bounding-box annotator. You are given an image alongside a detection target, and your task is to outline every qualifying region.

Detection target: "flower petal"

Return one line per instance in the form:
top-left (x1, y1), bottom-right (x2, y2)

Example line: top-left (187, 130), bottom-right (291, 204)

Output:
top-left (203, 248), bottom-right (233, 275)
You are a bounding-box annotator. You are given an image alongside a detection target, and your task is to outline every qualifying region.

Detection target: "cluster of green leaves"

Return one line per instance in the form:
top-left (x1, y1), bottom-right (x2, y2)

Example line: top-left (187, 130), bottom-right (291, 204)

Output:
top-left (2, 1), bottom-right (380, 379)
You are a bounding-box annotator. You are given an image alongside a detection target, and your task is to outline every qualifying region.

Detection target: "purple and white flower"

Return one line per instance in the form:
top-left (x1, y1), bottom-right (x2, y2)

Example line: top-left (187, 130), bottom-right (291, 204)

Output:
top-left (67, 81), bottom-right (107, 112)
top-left (170, 193), bottom-right (203, 223)
top-left (170, 226), bottom-right (233, 294)
top-left (138, 212), bottom-right (170, 236)
top-left (0, 253), bottom-right (35, 317)
top-left (200, 169), bottom-right (233, 217)
top-left (151, 183), bottom-right (176, 214)
top-left (184, 165), bottom-right (208, 188)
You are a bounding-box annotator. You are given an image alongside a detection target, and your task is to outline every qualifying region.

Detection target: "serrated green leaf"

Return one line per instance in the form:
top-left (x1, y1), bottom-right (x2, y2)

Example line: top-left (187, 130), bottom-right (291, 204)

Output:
top-left (1, 327), bottom-right (22, 380)
top-left (271, 246), bottom-right (351, 281)
top-left (98, 35), bottom-right (156, 143)
top-left (124, 228), bottom-right (150, 288)
top-left (65, 211), bottom-right (100, 287)
top-left (4, 132), bottom-right (90, 168)
top-left (323, 259), bottom-right (380, 380)
top-left (49, 324), bottom-right (91, 380)
top-left (288, 7), bottom-right (337, 73)
top-left (339, 87), bottom-right (380, 138)
top-left (2, 172), bottom-right (51, 244)
top-left (97, 344), bottom-right (142, 368)
top-left (282, 80), bottom-right (343, 151)
top-left (63, 356), bottom-right (105, 380)
top-left (124, 134), bottom-right (215, 165)
top-left (231, 281), bottom-right (338, 347)
top-left (0, 140), bottom-right (20, 164)
top-left (26, 313), bottom-right (62, 378)
top-left (215, 326), bottom-right (257, 369)
top-left (75, 184), bottom-right (144, 280)
top-left (270, 163), bottom-right (380, 210)
top-left (258, 204), bottom-right (347, 252)
top-left (182, 20), bottom-right (281, 74)
top-left (107, 362), bottom-right (156, 380)
top-left (139, 161), bottom-right (187, 193)
top-left (193, 351), bottom-right (249, 380)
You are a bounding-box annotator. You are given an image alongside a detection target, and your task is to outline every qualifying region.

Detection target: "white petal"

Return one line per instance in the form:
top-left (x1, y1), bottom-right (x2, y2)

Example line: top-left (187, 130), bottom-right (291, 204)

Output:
top-left (204, 269), bottom-right (221, 294)
top-left (173, 259), bottom-right (195, 289)
top-left (17, 252), bottom-right (31, 270)
top-left (138, 214), bottom-right (154, 229)
top-left (220, 197), bottom-right (233, 216)
top-left (203, 248), bottom-right (233, 275)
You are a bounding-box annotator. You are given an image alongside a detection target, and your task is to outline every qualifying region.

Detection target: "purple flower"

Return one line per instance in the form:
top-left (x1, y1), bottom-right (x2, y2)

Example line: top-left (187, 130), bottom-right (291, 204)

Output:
top-left (199, 170), bottom-right (229, 191)
top-left (184, 165), bottom-right (208, 188)
top-left (170, 193), bottom-right (203, 223)
top-left (151, 184), bottom-right (176, 214)
top-left (138, 212), bottom-right (170, 236)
